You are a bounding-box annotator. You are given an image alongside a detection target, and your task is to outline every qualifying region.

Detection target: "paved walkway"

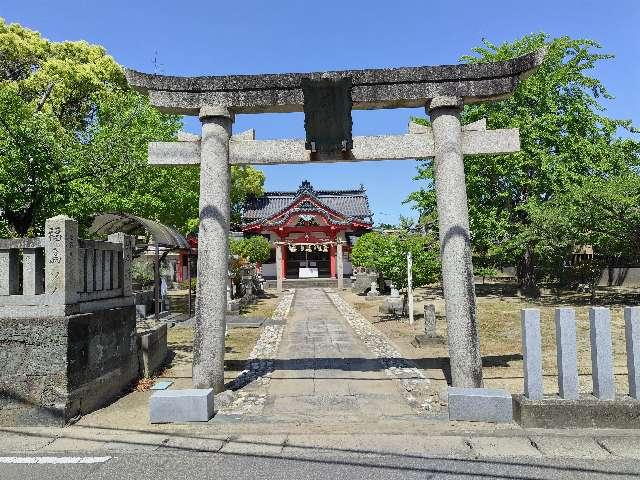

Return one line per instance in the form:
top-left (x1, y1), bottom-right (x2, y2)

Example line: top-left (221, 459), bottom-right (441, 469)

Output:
top-left (262, 288), bottom-right (416, 421)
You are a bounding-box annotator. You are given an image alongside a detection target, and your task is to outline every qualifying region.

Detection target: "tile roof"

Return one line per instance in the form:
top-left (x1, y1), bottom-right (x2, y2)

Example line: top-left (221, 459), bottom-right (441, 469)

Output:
top-left (242, 181), bottom-right (373, 225)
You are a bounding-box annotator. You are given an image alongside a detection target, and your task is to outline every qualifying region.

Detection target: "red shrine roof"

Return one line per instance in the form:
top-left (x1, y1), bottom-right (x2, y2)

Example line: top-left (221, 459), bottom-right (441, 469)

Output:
top-left (242, 180), bottom-right (373, 229)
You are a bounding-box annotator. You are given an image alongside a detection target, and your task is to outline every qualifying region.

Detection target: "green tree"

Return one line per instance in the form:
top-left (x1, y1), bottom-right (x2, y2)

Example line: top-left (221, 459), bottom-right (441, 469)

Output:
top-left (531, 173), bottom-right (640, 299)
top-left (408, 33), bottom-right (640, 295)
top-left (230, 235), bottom-right (271, 264)
top-left (350, 231), bottom-right (440, 290)
top-left (0, 19), bottom-right (264, 236)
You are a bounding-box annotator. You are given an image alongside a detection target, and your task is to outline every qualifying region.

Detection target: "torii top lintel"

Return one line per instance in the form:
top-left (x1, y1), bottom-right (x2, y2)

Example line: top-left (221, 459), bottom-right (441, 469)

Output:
top-left (125, 49), bottom-right (546, 116)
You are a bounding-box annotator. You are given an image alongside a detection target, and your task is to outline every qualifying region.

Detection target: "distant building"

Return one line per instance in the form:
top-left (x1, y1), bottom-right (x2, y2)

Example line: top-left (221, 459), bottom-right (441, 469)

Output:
top-left (242, 180), bottom-right (373, 280)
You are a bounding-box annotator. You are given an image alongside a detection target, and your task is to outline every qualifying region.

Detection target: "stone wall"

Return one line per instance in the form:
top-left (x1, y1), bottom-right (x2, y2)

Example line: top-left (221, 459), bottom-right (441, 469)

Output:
top-left (0, 305), bottom-right (138, 426)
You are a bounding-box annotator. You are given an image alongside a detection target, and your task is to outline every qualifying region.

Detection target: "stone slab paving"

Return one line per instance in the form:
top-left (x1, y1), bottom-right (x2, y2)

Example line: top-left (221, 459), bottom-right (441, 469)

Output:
top-left (217, 290), bottom-right (295, 415)
top-left (325, 288), bottom-right (439, 412)
top-left (260, 288), bottom-right (424, 422)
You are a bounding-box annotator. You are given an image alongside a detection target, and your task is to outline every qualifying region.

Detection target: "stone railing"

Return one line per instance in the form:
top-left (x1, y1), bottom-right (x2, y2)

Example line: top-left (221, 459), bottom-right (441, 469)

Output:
top-left (0, 215), bottom-right (134, 318)
top-left (514, 306), bottom-right (640, 428)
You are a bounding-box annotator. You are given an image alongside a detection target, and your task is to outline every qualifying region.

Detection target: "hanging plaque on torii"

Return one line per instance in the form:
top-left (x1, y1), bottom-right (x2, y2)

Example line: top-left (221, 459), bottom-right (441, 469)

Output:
top-left (126, 48), bottom-right (546, 393)
top-left (301, 77), bottom-right (353, 158)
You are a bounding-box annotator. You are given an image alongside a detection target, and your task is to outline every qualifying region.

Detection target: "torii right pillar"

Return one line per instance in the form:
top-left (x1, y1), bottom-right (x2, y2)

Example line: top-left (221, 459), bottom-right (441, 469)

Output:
top-left (428, 96), bottom-right (483, 388)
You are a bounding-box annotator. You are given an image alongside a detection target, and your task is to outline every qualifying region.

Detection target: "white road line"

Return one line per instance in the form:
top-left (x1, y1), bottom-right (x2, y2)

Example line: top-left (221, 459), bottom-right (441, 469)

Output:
top-left (0, 456), bottom-right (111, 464)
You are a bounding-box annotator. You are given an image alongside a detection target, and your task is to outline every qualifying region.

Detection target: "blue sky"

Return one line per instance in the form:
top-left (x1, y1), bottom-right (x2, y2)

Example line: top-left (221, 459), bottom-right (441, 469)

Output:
top-left (2, 1), bottom-right (638, 225)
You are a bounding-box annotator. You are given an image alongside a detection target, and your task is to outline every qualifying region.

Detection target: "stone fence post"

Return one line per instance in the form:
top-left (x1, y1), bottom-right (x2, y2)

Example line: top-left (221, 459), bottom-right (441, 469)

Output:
top-left (589, 307), bottom-right (615, 400)
top-left (0, 248), bottom-right (20, 295)
top-left (521, 309), bottom-right (543, 400)
top-left (555, 308), bottom-right (579, 399)
top-left (625, 307), bottom-right (640, 399)
top-left (107, 232), bottom-right (135, 296)
top-left (44, 215), bottom-right (79, 305)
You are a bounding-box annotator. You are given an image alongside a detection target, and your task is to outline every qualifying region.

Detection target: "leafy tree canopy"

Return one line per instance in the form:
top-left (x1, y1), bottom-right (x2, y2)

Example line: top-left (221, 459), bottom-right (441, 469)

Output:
top-left (230, 235), bottom-right (271, 265)
top-left (0, 18), bottom-right (264, 237)
top-left (408, 33), bottom-right (640, 294)
top-left (530, 173), bottom-right (640, 295)
top-left (350, 231), bottom-right (440, 290)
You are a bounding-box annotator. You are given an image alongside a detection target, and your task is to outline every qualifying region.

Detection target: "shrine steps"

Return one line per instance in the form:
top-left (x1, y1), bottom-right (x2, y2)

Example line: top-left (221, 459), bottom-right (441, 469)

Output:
top-left (264, 278), bottom-right (350, 289)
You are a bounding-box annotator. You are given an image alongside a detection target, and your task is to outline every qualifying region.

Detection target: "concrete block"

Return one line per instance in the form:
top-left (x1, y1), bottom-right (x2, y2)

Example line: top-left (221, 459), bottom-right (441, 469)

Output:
top-left (513, 395), bottom-right (640, 429)
top-left (139, 323), bottom-right (168, 377)
top-left (447, 387), bottom-right (513, 423)
top-left (521, 308), bottom-right (543, 400)
top-left (625, 307), bottom-right (640, 399)
top-left (149, 389), bottom-right (214, 423)
top-left (555, 308), bottom-right (578, 399)
top-left (589, 307), bottom-right (615, 399)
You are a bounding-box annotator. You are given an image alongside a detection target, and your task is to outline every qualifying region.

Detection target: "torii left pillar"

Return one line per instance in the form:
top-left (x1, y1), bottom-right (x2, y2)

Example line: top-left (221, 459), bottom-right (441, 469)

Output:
top-left (428, 96), bottom-right (483, 388)
top-left (192, 105), bottom-right (233, 392)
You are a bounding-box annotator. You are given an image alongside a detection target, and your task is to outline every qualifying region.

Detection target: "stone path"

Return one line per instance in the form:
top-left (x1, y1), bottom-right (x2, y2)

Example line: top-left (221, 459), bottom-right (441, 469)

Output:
top-left (259, 288), bottom-right (429, 422)
top-left (217, 290), bottom-right (294, 415)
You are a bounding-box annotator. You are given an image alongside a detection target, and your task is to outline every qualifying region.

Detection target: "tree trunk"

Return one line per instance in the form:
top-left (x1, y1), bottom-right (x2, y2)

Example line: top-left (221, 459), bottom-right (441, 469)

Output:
top-left (517, 246), bottom-right (539, 297)
top-left (5, 208), bottom-right (34, 237)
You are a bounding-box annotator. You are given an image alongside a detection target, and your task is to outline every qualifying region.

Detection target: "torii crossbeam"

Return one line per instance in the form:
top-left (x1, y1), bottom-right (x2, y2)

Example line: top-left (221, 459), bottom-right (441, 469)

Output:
top-left (126, 49), bottom-right (545, 392)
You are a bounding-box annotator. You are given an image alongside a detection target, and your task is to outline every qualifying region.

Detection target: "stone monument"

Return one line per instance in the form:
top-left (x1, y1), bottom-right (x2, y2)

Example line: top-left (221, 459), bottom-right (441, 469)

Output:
top-left (412, 303), bottom-right (445, 347)
top-left (366, 281), bottom-right (380, 301)
top-left (127, 48), bottom-right (545, 390)
top-left (379, 283), bottom-right (404, 315)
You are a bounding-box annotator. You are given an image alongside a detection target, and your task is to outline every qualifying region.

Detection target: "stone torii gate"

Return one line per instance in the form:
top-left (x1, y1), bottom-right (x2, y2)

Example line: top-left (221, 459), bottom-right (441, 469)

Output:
top-left (126, 49), bottom-right (545, 392)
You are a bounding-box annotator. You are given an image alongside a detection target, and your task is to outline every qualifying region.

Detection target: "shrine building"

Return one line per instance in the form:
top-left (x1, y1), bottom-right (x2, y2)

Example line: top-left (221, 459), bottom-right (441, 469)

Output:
top-left (242, 180), bottom-right (373, 281)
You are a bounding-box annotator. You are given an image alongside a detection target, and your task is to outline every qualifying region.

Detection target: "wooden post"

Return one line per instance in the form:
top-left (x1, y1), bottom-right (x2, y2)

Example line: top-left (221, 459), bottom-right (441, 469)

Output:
top-left (275, 242), bottom-right (283, 292)
top-left (282, 242), bottom-right (287, 280)
top-left (407, 251), bottom-right (414, 325)
top-left (330, 244), bottom-right (337, 279)
top-left (337, 242), bottom-right (344, 289)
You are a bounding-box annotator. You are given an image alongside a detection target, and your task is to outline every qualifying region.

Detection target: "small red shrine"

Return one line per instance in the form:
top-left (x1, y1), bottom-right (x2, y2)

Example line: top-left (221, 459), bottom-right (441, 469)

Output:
top-left (242, 180), bottom-right (373, 280)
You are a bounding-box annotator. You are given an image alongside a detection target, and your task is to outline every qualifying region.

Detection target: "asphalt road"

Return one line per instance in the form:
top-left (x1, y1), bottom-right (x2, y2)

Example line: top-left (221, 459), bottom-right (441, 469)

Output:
top-left (2, 451), bottom-right (640, 480)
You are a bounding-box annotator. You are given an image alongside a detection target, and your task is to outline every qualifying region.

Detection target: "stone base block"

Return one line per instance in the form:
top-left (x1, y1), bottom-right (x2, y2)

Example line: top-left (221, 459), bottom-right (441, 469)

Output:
top-left (411, 334), bottom-right (445, 348)
top-left (513, 394), bottom-right (640, 429)
top-left (365, 294), bottom-right (380, 302)
top-left (149, 389), bottom-right (214, 423)
top-left (448, 387), bottom-right (513, 423)
top-left (138, 323), bottom-right (168, 377)
top-left (0, 305), bottom-right (138, 426)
